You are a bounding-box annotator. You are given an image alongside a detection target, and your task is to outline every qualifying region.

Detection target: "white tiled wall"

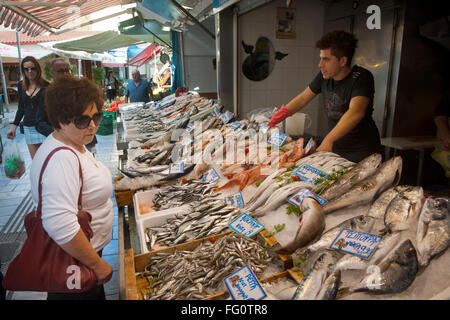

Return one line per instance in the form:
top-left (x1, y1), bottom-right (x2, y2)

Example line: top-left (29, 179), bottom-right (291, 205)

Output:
top-left (238, 0), bottom-right (325, 136)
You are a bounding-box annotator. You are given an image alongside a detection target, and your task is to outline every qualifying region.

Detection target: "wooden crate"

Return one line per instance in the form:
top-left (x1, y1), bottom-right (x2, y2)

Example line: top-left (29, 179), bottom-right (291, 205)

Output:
top-left (259, 228), bottom-right (293, 269)
top-left (203, 269), bottom-right (304, 300)
top-left (114, 175), bottom-right (135, 207)
top-left (124, 231), bottom-right (232, 300)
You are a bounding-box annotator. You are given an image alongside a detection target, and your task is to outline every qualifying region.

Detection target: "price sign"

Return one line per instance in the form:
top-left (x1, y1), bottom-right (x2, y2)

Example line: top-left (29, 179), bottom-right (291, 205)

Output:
top-left (224, 192), bottom-right (245, 207)
top-left (292, 164), bottom-right (328, 185)
top-left (220, 111), bottom-right (233, 124)
top-left (268, 131), bottom-right (288, 147)
top-left (212, 106), bottom-right (222, 117)
top-left (330, 229), bottom-right (382, 259)
top-left (305, 138), bottom-right (315, 154)
top-left (202, 168), bottom-right (220, 183)
top-left (288, 189), bottom-right (327, 207)
top-left (229, 212), bottom-right (264, 238)
top-left (259, 125), bottom-right (269, 134)
top-left (169, 162), bottom-right (184, 174)
top-left (186, 122), bottom-right (194, 132)
top-left (224, 265), bottom-right (266, 300)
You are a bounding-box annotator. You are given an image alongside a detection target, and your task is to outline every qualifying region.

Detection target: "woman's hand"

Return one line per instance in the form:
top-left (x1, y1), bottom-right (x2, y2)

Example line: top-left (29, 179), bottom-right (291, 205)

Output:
top-left (6, 125), bottom-right (17, 139)
top-left (92, 258), bottom-right (113, 285)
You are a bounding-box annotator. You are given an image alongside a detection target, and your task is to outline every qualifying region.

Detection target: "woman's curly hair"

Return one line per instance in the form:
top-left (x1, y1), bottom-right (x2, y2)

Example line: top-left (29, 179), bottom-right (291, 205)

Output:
top-left (45, 75), bottom-right (104, 129)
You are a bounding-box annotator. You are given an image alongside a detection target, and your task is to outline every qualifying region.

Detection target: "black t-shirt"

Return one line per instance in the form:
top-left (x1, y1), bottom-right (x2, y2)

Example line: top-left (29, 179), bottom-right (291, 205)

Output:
top-left (13, 81), bottom-right (49, 127)
top-left (309, 65), bottom-right (381, 154)
top-left (434, 89), bottom-right (449, 117)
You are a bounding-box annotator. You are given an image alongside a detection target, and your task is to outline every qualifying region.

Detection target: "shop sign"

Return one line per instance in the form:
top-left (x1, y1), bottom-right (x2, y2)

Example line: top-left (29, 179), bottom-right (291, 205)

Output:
top-left (288, 189), bottom-right (327, 207)
top-left (229, 212), bottom-right (264, 238)
top-left (224, 265), bottom-right (266, 300)
top-left (292, 164), bottom-right (328, 185)
top-left (224, 192), bottom-right (244, 207)
top-left (330, 229), bottom-right (382, 259)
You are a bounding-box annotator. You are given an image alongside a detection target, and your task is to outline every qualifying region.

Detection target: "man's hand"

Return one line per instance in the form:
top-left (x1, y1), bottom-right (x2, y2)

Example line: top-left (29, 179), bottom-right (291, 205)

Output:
top-left (317, 138), bottom-right (333, 152)
top-left (268, 105), bottom-right (292, 128)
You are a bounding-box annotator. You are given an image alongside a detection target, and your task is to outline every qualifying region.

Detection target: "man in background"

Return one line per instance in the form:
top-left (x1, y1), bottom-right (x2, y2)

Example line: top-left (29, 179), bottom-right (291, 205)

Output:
top-left (125, 70), bottom-right (152, 103)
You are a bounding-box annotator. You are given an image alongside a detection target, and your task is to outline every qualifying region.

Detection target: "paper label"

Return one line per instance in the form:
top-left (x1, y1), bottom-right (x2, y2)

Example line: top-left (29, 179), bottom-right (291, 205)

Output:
top-left (220, 111), bottom-right (233, 124)
top-left (305, 138), bottom-right (314, 154)
top-left (202, 168), bottom-right (220, 183)
top-left (293, 164), bottom-right (328, 185)
top-left (288, 189), bottom-right (327, 207)
top-left (229, 212), bottom-right (264, 238)
top-left (224, 192), bottom-right (245, 208)
top-left (330, 229), bottom-right (382, 259)
top-left (224, 265), bottom-right (266, 300)
top-left (268, 131), bottom-right (288, 147)
top-left (259, 125), bottom-right (269, 134)
top-left (169, 162), bottom-right (184, 174)
top-left (212, 106), bottom-right (222, 117)
top-left (186, 122), bottom-right (194, 132)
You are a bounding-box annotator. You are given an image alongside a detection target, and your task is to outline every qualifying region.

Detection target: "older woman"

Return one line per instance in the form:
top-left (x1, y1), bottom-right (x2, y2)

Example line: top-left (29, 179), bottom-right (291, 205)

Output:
top-left (30, 75), bottom-right (113, 300)
top-left (7, 56), bottom-right (49, 158)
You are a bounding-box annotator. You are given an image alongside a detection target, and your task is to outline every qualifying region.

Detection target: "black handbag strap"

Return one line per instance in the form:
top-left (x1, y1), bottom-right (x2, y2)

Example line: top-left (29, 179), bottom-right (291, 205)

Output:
top-left (36, 147), bottom-right (83, 215)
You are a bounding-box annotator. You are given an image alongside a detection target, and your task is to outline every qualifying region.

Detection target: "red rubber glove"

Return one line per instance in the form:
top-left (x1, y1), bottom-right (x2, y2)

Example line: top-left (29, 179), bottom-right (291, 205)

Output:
top-left (268, 105), bottom-right (292, 128)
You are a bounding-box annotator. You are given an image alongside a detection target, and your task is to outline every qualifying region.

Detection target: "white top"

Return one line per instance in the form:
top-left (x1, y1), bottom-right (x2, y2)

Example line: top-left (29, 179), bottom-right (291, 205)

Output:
top-left (30, 134), bottom-right (113, 252)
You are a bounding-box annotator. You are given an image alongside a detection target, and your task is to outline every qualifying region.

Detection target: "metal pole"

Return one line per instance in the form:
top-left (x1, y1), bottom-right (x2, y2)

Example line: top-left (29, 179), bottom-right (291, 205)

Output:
top-left (78, 59), bottom-right (82, 78)
top-left (0, 55), bottom-right (10, 113)
top-left (16, 31), bottom-right (23, 81)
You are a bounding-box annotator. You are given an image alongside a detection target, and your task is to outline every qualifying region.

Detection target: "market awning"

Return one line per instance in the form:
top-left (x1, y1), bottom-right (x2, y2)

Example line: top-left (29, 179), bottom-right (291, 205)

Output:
top-left (118, 17), bottom-right (171, 48)
top-left (0, 42), bottom-right (52, 60)
top-left (0, 0), bottom-right (124, 37)
top-left (127, 43), bottom-right (163, 67)
top-left (53, 30), bottom-right (156, 53)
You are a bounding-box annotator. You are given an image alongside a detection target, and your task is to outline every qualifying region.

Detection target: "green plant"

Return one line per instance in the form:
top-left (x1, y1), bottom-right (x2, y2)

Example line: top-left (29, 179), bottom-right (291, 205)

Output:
top-left (92, 66), bottom-right (106, 87)
top-left (44, 62), bottom-right (53, 81)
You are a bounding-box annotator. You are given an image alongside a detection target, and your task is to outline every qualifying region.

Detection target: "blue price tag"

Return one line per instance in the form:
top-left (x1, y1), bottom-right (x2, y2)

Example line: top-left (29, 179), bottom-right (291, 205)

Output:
top-left (224, 265), bottom-right (266, 300)
top-left (220, 111), bottom-right (233, 124)
top-left (292, 164), bottom-right (328, 185)
top-left (228, 212), bottom-right (264, 238)
top-left (259, 125), bottom-right (269, 134)
top-left (305, 138), bottom-right (314, 154)
top-left (186, 122), bottom-right (194, 132)
top-left (268, 131), bottom-right (288, 147)
top-left (212, 106), bottom-right (222, 117)
top-left (288, 189), bottom-right (327, 207)
top-left (225, 192), bottom-right (245, 207)
top-left (169, 162), bottom-right (184, 174)
top-left (202, 168), bottom-right (220, 183)
top-left (330, 229), bottom-right (382, 259)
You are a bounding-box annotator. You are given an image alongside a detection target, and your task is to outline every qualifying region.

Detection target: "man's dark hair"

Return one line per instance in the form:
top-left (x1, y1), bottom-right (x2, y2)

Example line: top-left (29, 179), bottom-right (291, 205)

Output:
top-left (316, 30), bottom-right (358, 66)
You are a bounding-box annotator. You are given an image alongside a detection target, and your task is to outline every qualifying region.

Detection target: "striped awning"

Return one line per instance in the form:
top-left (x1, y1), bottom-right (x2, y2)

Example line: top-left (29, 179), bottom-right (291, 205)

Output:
top-left (127, 43), bottom-right (163, 67)
top-left (0, 0), bottom-right (124, 37)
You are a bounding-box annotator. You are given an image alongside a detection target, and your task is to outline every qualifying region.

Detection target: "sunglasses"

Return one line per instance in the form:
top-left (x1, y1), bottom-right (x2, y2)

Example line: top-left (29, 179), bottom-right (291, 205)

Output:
top-left (24, 67), bottom-right (37, 72)
top-left (71, 112), bottom-right (104, 129)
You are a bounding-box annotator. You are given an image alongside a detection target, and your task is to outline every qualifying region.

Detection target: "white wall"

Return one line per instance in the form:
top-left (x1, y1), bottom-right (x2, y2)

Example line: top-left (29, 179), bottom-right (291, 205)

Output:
top-left (238, 0), bottom-right (325, 136)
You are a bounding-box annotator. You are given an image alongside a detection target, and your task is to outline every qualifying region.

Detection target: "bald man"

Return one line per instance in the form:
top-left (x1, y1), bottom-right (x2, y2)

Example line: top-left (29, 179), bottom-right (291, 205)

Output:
top-left (125, 70), bottom-right (152, 103)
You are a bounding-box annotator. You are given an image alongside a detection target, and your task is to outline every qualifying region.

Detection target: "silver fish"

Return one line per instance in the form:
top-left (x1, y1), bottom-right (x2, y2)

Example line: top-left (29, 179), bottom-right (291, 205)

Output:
top-left (316, 270), bottom-right (341, 300)
top-left (351, 239), bottom-right (418, 294)
top-left (319, 153), bottom-right (383, 201)
top-left (384, 186), bottom-right (424, 232)
top-left (323, 156), bottom-right (403, 215)
top-left (275, 196), bottom-right (325, 254)
top-left (416, 197), bottom-right (450, 266)
top-left (367, 185), bottom-right (412, 219)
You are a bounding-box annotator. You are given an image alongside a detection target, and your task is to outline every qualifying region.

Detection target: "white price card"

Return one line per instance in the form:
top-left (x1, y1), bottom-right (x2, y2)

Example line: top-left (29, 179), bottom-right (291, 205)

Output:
top-left (268, 131), bottom-right (288, 147)
top-left (305, 138), bottom-right (315, 154)
top-left (186, 122), bottom-right (194, 132)
top-left (224, 192), bottom-right (245, 207)
top-left (169, 162), bottom-right (184, 174)
top-left (330, 229), bottom-right (382, 259)
top-left (220, 111), bottom-right (233, 124)
top-left (224, 265), bottom-right (266, 300)
top-left (259, 125), bottom-right (269, 134)
top-left (288, 189), bottom-right (327, 207)
top-left (212, 106), bottom-right (222, 117)
top-left (229, 212), bottom-right (264, 238)
top-left (292, 164), bottom-right (328, 185)
top-left (202, 168), bottom-right (220, 183)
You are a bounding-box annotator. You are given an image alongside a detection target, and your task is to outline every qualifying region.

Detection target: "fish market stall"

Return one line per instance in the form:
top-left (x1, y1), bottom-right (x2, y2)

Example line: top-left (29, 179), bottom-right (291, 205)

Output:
top-left (116, 94), bottom-right (449, 300)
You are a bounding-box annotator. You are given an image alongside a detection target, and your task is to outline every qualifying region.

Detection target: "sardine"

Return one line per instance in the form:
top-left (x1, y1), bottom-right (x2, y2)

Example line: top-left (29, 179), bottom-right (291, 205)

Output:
top-left (416, 197), bottom-right (450, 266)
top-left (351, 239), bottom-right (418, 294)
top-left (323, 156), bottom-right (402, 215)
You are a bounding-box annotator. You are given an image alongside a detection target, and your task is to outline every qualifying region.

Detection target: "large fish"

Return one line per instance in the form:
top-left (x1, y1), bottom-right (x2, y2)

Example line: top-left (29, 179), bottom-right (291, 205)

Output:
top-left (350, 239), bottom-right (418, 294)
top-left (367, 185), bottom-right (412, 219)
top-left (275, 196), bottom-right (325, 254)
top-left (416, 197), bottom-right (450, 266)
top-left (383, 186), bottom-right (424, 232)
top-left (323, 156), bottom-right (403, 215)
top-left (320, 153), bottom-right (383, 201)
top-left (292, 251), bottom-right (337, 300)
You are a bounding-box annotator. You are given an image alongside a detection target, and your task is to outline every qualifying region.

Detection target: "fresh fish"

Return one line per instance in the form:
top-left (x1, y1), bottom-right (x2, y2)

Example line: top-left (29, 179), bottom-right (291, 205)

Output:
top-left (367, 185), bottom-right (412, 219)
top-left (157, 163), bottom-right (196, 182)
top-left (251, 181), bottom-right (311, 217)
top-left (323, 156), bottom-right (403, 215)
top-left (350, 239), bottom-right (418, 294)
top-left (316, 270), bottom-right (341, 300)
top-left (320, 153), bottom-right (383, 201)
top-left (305, 215), bottom-right (377, 253)
top-left (384, 186), bottom-right (424, 232)
top-left (416, 197), bottom-right (450, 266)
top-left (275, 196), bottom-right (325, 254)
top-left (292, 251), bottom-right (336, 300)
top-left (246, 167), bottom-right (287, 206)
